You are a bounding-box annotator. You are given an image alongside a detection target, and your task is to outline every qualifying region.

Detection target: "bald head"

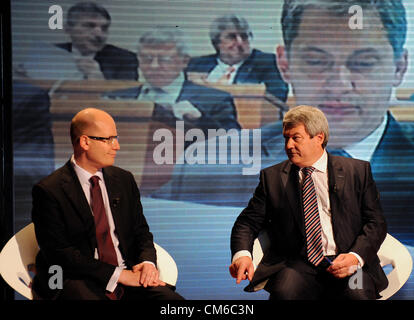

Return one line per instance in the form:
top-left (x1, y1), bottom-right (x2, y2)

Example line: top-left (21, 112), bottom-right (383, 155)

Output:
top-left (70, 108), bottom-right (114, 145)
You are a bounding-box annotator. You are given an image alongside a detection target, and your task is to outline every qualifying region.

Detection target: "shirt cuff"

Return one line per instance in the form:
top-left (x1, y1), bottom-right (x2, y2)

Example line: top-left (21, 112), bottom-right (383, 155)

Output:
top-left (106, 266), bottom-right (123, 292)
top-left (349, 252), bottom-right (364, 268)
top-left (142, 261), bottom-right (156, 268)
top-left (232, 250), bottom-right (253, 263)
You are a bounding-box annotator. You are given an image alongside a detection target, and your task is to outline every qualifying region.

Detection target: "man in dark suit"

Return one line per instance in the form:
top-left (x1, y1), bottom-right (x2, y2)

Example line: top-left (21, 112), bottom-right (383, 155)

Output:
top-left (107, 26), bottom-right (240, 139)
top-left (186, 14), bottom-right (288, 102)
top-left (31, 108), bottom-right (183, 300)
top-left (55, 1), bottom-right (138, 80)
top-left (229, 105), bottom-right (388, 299)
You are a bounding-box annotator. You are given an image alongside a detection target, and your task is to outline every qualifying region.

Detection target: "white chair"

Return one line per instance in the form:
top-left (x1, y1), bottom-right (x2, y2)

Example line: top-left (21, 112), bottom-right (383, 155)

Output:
top-left (0, 223), bottom-right (178, 300)
top-left (252, 232), bottom-right (413, 299)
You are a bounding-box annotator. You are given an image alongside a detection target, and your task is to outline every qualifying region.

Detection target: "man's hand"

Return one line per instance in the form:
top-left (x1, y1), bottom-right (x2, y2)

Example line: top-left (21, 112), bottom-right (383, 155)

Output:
top-left (76, 57), bottom-right (105, 79)
top-left (118, 269), bottom-right (142, 287)
top-left (172, 101), bottom-right (202, 120)
top-left (229, 256), bottom-right (255, 284)
top-left (132, 262), bottom-right (165, 287)
top-left (327, 253), bottom-right (359, 278)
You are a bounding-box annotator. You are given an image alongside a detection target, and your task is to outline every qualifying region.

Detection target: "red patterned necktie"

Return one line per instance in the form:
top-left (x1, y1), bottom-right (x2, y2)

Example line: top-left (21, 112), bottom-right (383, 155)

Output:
top-left (302, 167), bottom-right (324, 266)
top-left (217, 66), bottom-right (236, 84)
top-left (90, 176), bottom-right (123, 299)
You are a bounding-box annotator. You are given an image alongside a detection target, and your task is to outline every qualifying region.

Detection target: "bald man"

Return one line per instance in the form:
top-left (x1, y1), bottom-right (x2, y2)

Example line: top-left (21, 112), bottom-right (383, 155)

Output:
top-left (31, 108), bottom-right (183, 300)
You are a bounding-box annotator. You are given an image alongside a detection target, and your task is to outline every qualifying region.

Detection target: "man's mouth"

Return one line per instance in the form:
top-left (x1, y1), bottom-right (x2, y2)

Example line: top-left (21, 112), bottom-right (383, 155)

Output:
top-left (318, 102), bottom-right (360, 116)
top-left (89, 38), bottom-right (104, 47)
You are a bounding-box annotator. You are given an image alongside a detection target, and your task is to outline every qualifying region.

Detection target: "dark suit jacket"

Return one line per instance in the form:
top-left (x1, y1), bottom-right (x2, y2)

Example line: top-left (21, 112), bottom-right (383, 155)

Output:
top-left (186, 49), bottom-right (288, 101)
top-left (31, 161), bottom-right (155, 299)
top-left (106, 80), bottom-right (241, 136)
top-left (231, 155), bottom-right (388, 294)
top-left (55, 43), bottom-right (138, 80)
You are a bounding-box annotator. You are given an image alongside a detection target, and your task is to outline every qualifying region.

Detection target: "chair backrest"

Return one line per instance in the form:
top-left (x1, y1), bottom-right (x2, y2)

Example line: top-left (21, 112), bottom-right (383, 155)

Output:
top-left (252, 231), bottom-right (413, 300)
top-left (376, 233), bottom-right (413, 300)
top-left (0, 223), bottom-right (38, 299)
top-left (0, 223), bottom-right (178, 299)
top-left (154, 243), bottom-right (178, 287)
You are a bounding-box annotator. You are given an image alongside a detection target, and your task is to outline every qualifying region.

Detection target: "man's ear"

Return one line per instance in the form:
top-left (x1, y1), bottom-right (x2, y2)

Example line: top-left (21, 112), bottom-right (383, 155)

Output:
top-left (393, 49), bottom-right (408, 87)
top-left (276, 45), bottom-right (291, 83)
top-left (315, 132), bottom-right (325, 146)
top-left (78, 135), bottom-right (90, 151)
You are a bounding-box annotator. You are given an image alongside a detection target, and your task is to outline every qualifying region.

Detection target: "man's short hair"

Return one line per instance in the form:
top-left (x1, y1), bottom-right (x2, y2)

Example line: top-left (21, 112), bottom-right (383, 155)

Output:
top-left (67, 1), bottom-right (111, 27)
top-left (137, 26), bottom-right (190, 57)
top-left (283, 105), bottom-right (330, 149)
top-left (209, 14), bottom-right (253, 53)
top-left (281, 0), bottom-right (407, 59)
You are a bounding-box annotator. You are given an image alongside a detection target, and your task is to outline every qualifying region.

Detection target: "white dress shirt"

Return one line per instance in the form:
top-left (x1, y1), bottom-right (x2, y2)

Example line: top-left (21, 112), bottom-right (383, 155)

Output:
top-left (206, 58), bottom-right (244, 84)
top-left (139, 72), bottom-right (185, 105)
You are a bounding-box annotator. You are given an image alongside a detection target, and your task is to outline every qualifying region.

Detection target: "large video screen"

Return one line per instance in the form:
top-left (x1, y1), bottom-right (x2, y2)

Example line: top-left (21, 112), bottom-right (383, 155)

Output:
top-left (11, 0), bottom-right (414, 299)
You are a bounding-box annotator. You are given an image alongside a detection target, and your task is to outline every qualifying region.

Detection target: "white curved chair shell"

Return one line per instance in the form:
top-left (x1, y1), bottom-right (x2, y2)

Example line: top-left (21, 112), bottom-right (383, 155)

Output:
top-left (376, 233), bottom-right (413, 300)
top-left (252, 231), bottom-right (413, 299)
top-left (0, 223), bottom-right (178, 300)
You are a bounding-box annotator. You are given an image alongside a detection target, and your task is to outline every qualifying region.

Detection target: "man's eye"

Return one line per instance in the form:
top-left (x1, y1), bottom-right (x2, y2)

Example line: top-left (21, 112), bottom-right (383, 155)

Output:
top-left (347, 57), bottom-right (379, 71)
top-left (305, 58), bottom-right (325, 66)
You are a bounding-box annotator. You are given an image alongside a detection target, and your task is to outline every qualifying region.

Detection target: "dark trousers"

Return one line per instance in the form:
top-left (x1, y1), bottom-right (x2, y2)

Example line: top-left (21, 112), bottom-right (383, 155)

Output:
top-left (52, 279), bottom-right (184, 300)
top-left (264, 259), bottom-right (377, 300)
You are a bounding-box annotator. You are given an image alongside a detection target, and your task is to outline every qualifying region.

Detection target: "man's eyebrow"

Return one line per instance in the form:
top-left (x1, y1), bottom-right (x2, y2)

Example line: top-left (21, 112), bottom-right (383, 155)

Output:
top-left (301, 47), bottom-right (330, 55)
top-left (349, 48), bottom-right (381, 56)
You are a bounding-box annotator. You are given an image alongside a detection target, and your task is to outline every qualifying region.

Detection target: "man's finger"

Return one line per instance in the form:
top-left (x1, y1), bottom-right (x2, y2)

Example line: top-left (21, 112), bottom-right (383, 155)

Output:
top-left (236, 265), bottom-right (247, 284)
top-left (247, 263), bottom-right (255, 281)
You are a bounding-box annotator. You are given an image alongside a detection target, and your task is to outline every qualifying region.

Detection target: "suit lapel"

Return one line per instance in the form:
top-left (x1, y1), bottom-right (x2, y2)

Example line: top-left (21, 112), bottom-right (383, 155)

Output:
top-left (102, 167), bottom-right (124, 243)
top-left (327, 154), bottom-right (347, 251)
top-left (60, 162), bottom-right (96, 247)
top-left (280, 162), bottom-right (305, 236)
top-left (234, 50), bottom-right (255, 84)
top-left (327, 154), bottom-right (346, 210)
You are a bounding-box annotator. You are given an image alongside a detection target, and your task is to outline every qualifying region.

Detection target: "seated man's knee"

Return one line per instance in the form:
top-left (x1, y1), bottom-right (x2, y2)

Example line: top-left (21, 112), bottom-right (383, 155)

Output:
top-left (265, 267), bottom-right (318, 300)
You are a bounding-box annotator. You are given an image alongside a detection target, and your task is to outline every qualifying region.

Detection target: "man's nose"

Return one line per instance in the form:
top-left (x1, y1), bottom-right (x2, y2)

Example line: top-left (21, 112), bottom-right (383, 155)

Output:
top-left (113, 139), bottom-right (120, 150)
top-left (285, 138), bottom-right (294, 149)
top-left (149, 56), bottom-right (160, 68)
top-left (92, 27), bottom-right (105, 38)
top-left (235, 35), bottom-right (244, 45)
top-left (326, 65), bottom-right (354, 94)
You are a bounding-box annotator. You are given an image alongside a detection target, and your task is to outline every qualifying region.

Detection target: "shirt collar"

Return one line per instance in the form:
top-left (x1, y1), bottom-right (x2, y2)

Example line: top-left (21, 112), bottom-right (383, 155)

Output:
top-left (216, 57), bottom-right (245, 70)
top-left (311, 149), bottom-right (328, 173)
top-left (344, 113), bottom-right (388, 162)
top-left (143, 72), bottom-right (185, 96)
top-left (71, 154), bottom-right (103, 184)
top-left (71, 46), bottom-right (95, 59)
top-left (295, 150), bottom-right (327, 173)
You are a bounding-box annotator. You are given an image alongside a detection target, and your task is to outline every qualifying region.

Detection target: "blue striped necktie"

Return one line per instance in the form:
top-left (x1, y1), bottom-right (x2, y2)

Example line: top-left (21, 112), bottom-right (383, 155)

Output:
top-left (302, 167), bottom-right (324, 266)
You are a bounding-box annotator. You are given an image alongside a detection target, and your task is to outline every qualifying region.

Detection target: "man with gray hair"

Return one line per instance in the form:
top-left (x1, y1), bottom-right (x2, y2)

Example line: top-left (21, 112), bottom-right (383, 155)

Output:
top-left (108, 26), bottom-right (240, 140)
top-left (186, 14), bottom-right (288, 101)
top-left (230, 105), bottom-right (388, 300)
